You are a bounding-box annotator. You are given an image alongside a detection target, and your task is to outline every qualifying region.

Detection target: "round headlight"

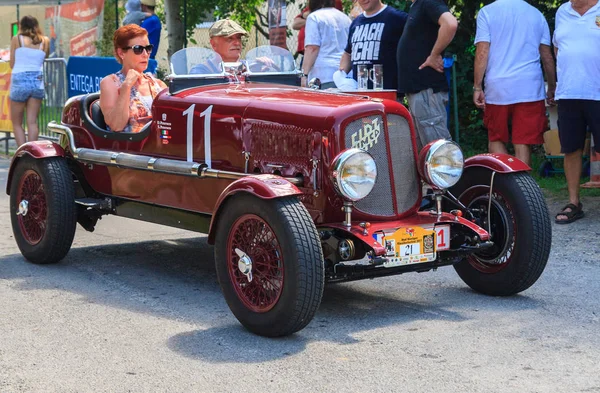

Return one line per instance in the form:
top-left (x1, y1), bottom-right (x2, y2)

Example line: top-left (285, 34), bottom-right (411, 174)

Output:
top-left (420, 140), bottom-right (464, 189)
top-left (330, 148), bottom-right (377, 201)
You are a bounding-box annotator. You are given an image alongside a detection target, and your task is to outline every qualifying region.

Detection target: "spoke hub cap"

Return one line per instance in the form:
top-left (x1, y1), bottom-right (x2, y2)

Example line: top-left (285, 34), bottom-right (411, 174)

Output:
top-left (17, 200), bottom-right (29, 216)
top-left (235, 248), bottom-right (253, 282)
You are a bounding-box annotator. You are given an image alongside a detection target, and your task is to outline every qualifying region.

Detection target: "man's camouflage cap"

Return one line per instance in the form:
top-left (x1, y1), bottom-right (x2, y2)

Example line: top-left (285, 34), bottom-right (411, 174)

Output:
top-left (209, 19), bottom-right (249, 38)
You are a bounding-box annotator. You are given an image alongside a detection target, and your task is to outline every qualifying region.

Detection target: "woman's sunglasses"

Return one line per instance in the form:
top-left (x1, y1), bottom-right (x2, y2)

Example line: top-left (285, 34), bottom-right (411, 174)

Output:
top-left (123, 44), bottom-right (154, 55)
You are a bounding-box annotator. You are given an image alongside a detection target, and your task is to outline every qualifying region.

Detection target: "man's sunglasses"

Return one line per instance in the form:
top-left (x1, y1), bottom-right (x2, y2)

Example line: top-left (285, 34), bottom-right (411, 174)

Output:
top-left (123, 44), bottom-right (154, 55)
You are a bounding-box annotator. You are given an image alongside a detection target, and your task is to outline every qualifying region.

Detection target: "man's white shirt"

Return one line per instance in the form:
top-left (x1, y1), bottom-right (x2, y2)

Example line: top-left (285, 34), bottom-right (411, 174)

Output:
top-left (553, 0), bottom-right (600, 101)
top-left (305, 7), bottom-right (351, 83)
top-left (474, 0), bottom-right (550, 105)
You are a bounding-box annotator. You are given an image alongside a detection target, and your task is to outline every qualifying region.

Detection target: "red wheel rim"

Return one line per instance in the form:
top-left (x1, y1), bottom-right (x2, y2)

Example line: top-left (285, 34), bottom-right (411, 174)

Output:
top-left (16, 170), bottom-right (47, 245)
top-left (227, 214), bottom-right (284, 313)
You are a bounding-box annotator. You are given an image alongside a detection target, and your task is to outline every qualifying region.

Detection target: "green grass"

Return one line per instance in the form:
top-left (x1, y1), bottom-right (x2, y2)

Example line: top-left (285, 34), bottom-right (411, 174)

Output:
top-left (530, 150), bottom-right (600, 198)
top-left (463, 147), bottom-right (600, 199)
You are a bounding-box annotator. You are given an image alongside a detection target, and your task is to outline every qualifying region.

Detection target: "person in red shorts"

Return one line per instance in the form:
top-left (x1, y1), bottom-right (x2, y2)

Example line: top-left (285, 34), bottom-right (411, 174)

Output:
top-left (472, 0), bottom-right (556, 167)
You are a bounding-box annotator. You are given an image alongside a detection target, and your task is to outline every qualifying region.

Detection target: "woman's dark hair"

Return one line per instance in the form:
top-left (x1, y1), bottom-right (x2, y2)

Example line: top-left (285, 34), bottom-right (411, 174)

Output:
top-left (309, 0), bottom-right (335, 12)
top-left (19, 15), bottom-right (44, 45)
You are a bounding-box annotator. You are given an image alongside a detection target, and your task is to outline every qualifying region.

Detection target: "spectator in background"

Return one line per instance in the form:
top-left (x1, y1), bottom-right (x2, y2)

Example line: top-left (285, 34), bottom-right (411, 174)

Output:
top-left (349, 0), bottom-right (364, 19)
top-left (473, 0), bottom-right (556, 168)
top-left (9, 16), bottom-right (49, 146)
top-left (140, 0), bottom-right (161, 59)
top-left (339, 0), bottom-right (408, 91)
top-left (292, 7), bottom-right (310, 66)
top-left (302, 0), bottom-right (351, 88)
top-left (123, 0), bottom-right (150, 26)
top-left (552, 0), bottom-right (600, 224)
top-left (293, 0), bottom-right (343, 67)
top-left (397, 0), bottom-right (457, 149)
top-left (99, 25), bottom-right (167, 133)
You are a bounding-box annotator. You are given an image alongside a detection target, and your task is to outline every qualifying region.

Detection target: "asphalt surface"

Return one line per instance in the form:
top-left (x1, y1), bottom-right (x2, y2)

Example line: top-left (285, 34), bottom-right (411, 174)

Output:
top-left (1, 156), bottom-right (599, 392)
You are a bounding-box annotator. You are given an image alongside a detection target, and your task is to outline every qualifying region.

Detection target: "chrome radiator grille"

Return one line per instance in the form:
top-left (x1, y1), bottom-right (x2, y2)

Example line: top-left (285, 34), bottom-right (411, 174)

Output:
top-left (387, 114), bottom-right (420, 213)
top-left (344, 114), bottom-right (419, 217)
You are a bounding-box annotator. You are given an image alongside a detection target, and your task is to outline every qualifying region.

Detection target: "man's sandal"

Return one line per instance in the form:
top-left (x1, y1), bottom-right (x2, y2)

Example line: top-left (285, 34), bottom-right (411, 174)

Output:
top-left (555, 202), bottom-right (584, 224)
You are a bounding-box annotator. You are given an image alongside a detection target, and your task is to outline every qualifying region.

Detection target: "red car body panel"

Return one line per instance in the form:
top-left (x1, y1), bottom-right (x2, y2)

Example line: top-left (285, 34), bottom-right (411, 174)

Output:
top-left (16, 80), bottom-right (491, 256)
top-left (6, 141), bottom-right (65, 194)
top-left (464, 153), bottom-right (531, 173)
top-left (207, 174), bottom-right (303, 242)
top-left (62, 83), bottom-right (423, 221)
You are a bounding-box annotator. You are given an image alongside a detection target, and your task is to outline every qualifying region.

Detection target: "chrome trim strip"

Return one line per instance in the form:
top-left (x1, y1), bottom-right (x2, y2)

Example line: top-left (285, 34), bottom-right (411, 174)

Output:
top-left (47, 121), bottom-right (78, 158)
top-left (46, 121), bottom-right (303, 186)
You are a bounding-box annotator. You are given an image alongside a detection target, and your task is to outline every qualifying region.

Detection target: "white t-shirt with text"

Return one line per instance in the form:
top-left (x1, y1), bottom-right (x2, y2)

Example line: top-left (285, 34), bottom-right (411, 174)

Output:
top-left (474, 0), bottom-right (550, 105)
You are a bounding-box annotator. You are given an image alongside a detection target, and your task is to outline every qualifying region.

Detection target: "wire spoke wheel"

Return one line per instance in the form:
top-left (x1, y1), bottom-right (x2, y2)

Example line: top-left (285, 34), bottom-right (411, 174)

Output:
top-left (227, 214), bottom-right (284, 313)
top-left (450, 168), bottom-right (551, 296)
top-left (16, 170), bottom-right (48, 245)
top-left (215, 195), bottom-right (324, 337)
top-left (10, 157), bottom-right (77, 264)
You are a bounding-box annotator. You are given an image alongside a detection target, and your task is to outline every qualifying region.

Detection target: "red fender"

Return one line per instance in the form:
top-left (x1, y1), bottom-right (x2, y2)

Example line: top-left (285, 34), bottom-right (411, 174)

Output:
top-left (6, 141), bottom-right (66, 195)
top-left (207, 174), bottom-right (303, 244)
top-left (464, 153), bottom-right (530, 173)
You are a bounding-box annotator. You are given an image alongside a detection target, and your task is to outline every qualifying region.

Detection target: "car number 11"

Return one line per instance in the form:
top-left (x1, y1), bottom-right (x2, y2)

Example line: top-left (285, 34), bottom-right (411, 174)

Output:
top-left (183, 104), bottom-right (213, 167)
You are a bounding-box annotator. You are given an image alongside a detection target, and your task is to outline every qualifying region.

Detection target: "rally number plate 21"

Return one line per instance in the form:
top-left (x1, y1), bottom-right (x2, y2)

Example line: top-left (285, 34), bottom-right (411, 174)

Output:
top-left (380, 226), bottom-right (436, 268)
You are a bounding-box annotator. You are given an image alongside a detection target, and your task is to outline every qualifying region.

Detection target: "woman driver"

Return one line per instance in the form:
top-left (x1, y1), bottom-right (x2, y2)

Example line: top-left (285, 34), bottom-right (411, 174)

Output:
top-left (100, 24), bottom-right (166, 133)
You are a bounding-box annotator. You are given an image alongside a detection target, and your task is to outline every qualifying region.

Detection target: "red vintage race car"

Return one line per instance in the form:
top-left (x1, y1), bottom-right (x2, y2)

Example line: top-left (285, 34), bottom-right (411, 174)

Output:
top-left (6, 46), bottom-right (552, 337)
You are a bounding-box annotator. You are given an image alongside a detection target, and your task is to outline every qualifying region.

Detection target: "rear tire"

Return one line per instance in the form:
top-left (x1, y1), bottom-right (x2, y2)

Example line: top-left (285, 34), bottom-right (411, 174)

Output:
top-left (214, 194), bottom-right (324, 337)
top-left (10, 157), bottom-right (77, 264)
top-left (450, 168), bottom-right (551, 296)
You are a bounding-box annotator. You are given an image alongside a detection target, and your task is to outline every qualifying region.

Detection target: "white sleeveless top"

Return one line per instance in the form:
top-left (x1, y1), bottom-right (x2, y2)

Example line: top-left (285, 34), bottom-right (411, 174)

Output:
top-left (12, 35), bottom-right (46, 73)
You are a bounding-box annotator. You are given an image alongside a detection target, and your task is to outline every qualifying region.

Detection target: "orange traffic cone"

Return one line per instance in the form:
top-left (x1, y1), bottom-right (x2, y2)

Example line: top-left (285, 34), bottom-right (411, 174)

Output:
top-left (582, 135), bottom-right (600, 188)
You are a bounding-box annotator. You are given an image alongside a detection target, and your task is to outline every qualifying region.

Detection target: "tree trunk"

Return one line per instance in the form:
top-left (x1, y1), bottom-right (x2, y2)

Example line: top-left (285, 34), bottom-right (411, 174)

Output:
top-left (164, 0), bottom-right (185, 60)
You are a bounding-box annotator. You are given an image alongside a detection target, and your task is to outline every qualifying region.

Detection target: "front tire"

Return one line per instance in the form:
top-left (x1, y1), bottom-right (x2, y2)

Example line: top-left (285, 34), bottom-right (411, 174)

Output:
top-left (450, 168), bottom-right (551, 296)
top-left (214, 195), bottom-right (324, 337)
top-left (10, 157), bottom-right (77, 264)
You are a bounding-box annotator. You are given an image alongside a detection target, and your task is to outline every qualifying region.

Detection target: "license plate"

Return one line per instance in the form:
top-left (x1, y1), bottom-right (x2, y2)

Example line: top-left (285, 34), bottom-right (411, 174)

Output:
top-left (380, 226), bottom-right (436, 268)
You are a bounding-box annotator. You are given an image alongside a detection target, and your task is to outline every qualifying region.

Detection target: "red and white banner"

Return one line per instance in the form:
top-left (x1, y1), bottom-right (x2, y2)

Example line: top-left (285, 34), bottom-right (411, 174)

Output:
top-left (44, 0), bottom-right (105, 59)
top-left (70, 27), bottom-right (98, 57)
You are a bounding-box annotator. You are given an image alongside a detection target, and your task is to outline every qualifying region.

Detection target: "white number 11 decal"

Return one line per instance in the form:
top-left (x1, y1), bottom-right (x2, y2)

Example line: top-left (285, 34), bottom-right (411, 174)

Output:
top-left (183, 104), bottom-right (213, 168)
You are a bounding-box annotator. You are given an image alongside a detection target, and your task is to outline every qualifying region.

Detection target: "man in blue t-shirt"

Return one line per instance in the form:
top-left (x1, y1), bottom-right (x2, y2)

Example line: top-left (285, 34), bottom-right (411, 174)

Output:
top-left (140, 0), bottom-right (161, 59)
top-left (339, 0), bottom-right (407, 91)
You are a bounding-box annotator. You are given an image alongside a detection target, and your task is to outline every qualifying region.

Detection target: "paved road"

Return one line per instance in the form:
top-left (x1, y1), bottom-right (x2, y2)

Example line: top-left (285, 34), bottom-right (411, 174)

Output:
top-left (1, 157), bottom-right (599, 392)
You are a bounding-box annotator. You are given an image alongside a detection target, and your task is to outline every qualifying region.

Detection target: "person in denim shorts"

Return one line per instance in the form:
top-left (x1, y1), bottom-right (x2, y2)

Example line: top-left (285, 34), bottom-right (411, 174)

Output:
top-left (9, 15), bottom-right (49, 146)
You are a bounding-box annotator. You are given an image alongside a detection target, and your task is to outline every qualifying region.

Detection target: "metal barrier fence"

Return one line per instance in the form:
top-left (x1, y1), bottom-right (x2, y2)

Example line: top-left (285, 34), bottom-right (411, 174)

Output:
top-left (0, 58), bottom-right (67, 155)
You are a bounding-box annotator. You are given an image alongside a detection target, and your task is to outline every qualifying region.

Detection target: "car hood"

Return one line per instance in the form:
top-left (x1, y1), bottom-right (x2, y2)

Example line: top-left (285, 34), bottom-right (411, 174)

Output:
top-left (175, 83), bottom-right (387, 132)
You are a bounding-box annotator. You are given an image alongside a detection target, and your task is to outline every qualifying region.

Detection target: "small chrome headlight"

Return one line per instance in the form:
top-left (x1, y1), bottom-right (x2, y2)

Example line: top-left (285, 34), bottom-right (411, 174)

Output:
top-left (419, 140), bottom-right (464, 189)
top-left (330, 148), bottom-right (377, 201)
